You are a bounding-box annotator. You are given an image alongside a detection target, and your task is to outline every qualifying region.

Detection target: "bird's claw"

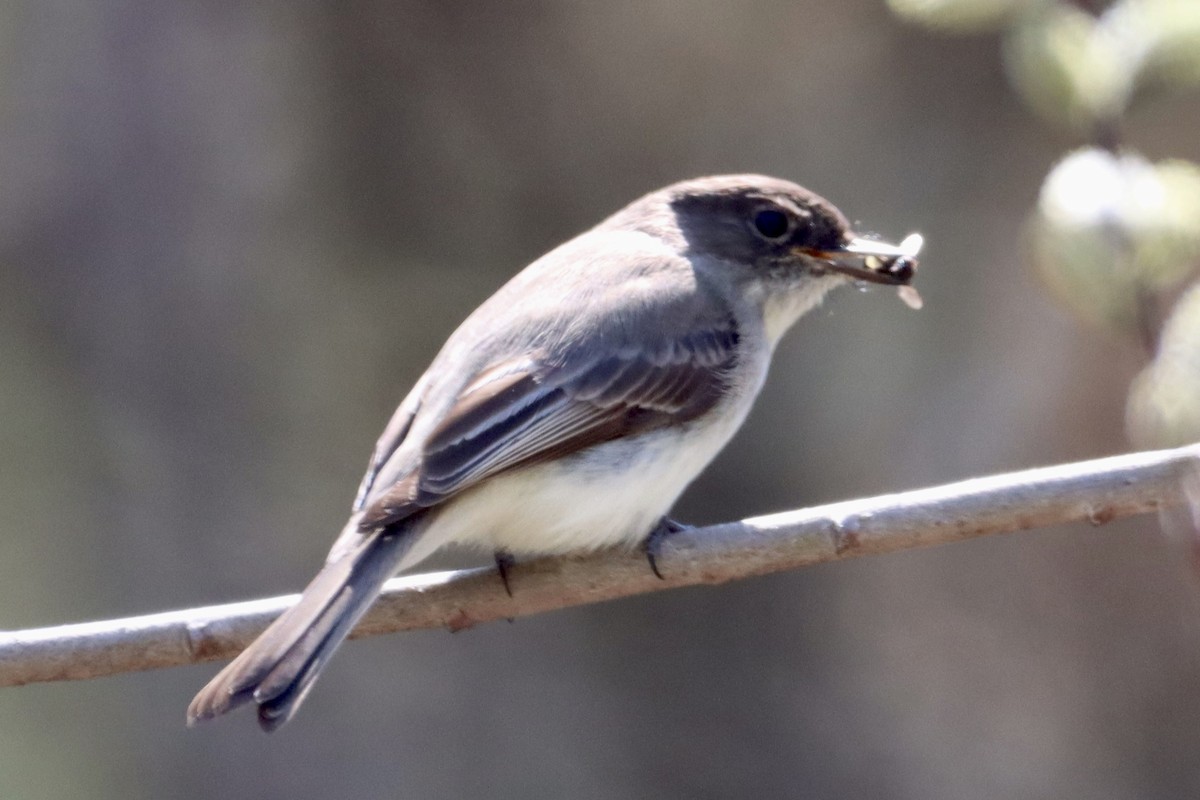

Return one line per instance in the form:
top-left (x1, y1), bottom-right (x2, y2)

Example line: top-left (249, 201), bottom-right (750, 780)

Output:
top-left (494, 550), bottom-right (516, 597)
top-left (643, 517), bottom-right (691, 580)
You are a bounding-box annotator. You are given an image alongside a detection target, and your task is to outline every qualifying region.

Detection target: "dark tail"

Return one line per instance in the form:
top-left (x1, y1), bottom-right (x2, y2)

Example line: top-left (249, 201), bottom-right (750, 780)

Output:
top-left (186, 524), bottom-right (415, 732)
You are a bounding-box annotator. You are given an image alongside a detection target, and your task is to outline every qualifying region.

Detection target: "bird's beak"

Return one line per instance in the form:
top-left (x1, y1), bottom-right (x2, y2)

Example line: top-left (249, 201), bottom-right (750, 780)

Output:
top-left (799, 232), bottom-right (924, 286)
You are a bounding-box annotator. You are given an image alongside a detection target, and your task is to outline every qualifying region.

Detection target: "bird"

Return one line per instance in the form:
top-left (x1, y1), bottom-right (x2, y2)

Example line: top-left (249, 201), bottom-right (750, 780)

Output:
top-left (187, 174), bottom-right (919, 731)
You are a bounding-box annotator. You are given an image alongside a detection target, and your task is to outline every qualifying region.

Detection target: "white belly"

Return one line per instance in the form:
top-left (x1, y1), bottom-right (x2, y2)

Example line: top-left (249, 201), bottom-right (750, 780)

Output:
top-left (396, 397), bottom-right (754, 569)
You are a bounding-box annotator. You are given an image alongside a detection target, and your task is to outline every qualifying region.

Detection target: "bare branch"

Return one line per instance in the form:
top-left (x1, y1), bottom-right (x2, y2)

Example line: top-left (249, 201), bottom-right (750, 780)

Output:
top-left (2, 443), bottom-right (1197, 688)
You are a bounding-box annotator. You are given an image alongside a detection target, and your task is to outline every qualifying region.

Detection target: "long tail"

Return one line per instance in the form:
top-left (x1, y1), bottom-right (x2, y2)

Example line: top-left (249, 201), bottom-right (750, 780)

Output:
top-left (186, 523), bottom-right (416, 732)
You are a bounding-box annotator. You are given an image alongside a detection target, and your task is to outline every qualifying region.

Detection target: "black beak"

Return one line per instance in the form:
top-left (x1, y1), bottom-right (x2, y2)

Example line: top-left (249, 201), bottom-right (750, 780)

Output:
top-left (800, 233), bottom-right (923, 286)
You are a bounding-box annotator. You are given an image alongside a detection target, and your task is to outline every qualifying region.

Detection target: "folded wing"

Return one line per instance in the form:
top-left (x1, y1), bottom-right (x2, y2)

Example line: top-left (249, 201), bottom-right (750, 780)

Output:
top-left (357, 318), bottom-right (740, 530)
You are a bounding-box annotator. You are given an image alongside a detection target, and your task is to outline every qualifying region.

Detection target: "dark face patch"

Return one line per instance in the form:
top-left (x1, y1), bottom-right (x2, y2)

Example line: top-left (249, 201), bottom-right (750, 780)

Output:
top-left (668, 181), bottom-right (851, 269)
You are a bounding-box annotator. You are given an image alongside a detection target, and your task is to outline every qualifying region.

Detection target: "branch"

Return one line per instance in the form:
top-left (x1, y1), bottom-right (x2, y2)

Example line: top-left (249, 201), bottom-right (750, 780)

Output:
top-left (2, 444), bottom-right (1197, 688)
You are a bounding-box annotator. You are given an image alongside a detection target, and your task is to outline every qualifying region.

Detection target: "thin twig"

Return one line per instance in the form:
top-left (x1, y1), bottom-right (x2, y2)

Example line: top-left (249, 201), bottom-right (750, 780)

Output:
top-left (1, 443), bottom-right (1197, 688)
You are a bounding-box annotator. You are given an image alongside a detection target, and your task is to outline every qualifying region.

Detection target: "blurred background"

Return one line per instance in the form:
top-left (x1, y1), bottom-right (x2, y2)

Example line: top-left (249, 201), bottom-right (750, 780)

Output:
top-left (3, 2), bottom-right (1200, 798)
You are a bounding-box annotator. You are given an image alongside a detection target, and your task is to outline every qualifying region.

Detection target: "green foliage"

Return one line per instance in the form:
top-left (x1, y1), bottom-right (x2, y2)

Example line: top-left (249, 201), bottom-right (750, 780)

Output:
top-left (887, 0), bottom-right (1047, 32)
top-left (1117, 0), bottom-right (1200, 93)
top-left (1031, 150), bottom-right (1200, 333)
top-left (1001, 2), bottom-right (1200, 133)
top-left (1004, 6), bottom-right (1129, 132)
top-left (892, 0), bottom-right (1200, 448)
top-left (1129, 283), bottom-right (1200, 446)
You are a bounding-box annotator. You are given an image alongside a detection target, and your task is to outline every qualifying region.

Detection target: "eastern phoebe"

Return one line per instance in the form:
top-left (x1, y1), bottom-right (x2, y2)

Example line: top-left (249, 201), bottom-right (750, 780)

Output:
top-left (187, 174), bottom-right (921, 731)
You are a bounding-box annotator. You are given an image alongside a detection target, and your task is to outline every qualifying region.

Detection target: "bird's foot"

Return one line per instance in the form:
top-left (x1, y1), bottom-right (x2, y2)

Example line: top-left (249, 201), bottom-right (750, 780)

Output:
top-left (494, 550), bottom-right (516, 597)
top-left (644, 517), bottom-right (691, 580)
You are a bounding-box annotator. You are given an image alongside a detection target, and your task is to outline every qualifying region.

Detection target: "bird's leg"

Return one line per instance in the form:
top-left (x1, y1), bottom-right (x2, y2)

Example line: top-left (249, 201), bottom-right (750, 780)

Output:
top-left (494, 550), bottom-right (516, 597)
top-left (643, 517), bottom-right (692, 580)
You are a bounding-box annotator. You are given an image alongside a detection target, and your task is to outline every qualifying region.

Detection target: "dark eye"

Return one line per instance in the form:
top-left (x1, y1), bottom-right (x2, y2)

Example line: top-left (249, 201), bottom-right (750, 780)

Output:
top-left (752, 208), bottom-right (791, 241)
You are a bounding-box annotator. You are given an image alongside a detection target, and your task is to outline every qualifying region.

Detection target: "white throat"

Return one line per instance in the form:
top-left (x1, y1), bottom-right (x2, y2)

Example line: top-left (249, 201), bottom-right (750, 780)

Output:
top-left (760, 276), bottom-right (844, 346)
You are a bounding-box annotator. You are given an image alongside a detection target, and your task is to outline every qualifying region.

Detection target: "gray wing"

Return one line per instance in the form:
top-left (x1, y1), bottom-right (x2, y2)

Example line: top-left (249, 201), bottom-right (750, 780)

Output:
top-left (355, 315), bottom-right (740, 530)
top-left (351, 371), bottom-right (430, 513)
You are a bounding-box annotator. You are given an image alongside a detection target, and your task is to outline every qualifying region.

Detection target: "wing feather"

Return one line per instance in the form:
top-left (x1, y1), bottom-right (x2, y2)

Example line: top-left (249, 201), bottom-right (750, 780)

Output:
top-left (357, 314), bottom-right (739, 531)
